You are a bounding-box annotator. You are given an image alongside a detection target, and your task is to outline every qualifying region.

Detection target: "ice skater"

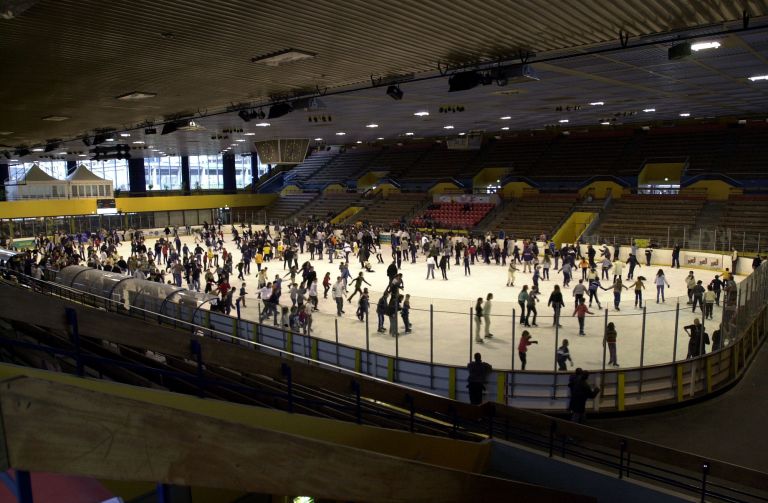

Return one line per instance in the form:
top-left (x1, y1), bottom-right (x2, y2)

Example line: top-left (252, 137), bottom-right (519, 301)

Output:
top-left (654, 269), bottom-right (670, 303)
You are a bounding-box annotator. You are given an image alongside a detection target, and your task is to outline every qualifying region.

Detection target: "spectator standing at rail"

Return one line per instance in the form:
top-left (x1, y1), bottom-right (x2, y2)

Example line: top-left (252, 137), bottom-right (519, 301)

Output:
top-left (655, 269), bottom-right (670, 303)
top-left (685, 318), bottom-right (710, 358)
top-left (467, 353), bottom-right (493, 405)
top-left (604, 322), bottom-right (619, 367)
top-left (569, 371), bottom-right (600, 423)
top-left (672, 243), bottom-right (681, 268)
top-left (517, 331), bottom-right (537, 370)
top-left (548, 285), bottom-right (565, 328)
top-left (644, 246), bottom-right (653, 267)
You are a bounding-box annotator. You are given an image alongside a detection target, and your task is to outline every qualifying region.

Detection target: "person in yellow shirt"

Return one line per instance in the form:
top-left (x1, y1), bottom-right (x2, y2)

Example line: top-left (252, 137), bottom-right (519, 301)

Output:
top-left (277, 242), bottom-right (284, 260)
top-left (263, 244), bottom-right (271, 262)
top-left (255, 252), bottom-right (264, 271)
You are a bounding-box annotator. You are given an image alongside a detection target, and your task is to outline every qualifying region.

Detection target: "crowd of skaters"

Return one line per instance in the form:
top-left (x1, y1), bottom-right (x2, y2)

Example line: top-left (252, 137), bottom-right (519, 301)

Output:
top-left (1, 220), bottom-right (751, 374)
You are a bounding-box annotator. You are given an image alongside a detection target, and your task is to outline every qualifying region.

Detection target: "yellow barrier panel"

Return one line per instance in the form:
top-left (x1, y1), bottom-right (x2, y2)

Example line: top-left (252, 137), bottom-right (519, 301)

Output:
top-left (387, 358), bottom-right (395, 382)
top-left (448, 367), bottom-right (457, 400)
top-left (286, 331), bottom-right (293, 352)
top-left (355, 350), bottom-right (362, 372)
top-left (676, 364), bottom-right (684, 401)
top-left (311, 339), bottom-right (318, 360)
top-left (617, 373), bottom-right (625, 411)
top-left (203, 311), bottom-right (210, 328)
top-left (551, 211), bottom-right (596, 247)
top-left (496, 373), bottom-right (505, 403)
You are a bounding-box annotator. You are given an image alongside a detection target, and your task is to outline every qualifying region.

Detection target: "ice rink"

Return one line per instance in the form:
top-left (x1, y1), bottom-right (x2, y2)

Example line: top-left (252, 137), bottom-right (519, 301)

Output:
top-left (117, 230), bottom-right (743, 372)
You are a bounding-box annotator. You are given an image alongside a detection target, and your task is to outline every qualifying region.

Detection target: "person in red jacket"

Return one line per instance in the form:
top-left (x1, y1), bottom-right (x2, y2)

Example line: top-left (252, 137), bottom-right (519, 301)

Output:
top-left (517, 330), bottom-right (538, 370)
top-left (572, 298), bottom-right (594, 336)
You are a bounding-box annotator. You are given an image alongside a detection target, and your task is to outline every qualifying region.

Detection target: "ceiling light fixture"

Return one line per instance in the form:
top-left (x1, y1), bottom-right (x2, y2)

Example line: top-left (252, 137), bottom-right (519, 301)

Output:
top-left (32, 148), bottom-right (44, 152)
top-left (119, 133), bottom-right (131, 137)
top-left (41, 115), bottom-right (70, 121)
top-left (443, 125), bottom-right (454, 129)
top-left (589, 101), bottom-right (605, 106)
top-left (336, 132), bottom-right (346, 136)
top-left (356, 140), bottom-right (363, 144)
top-left (78, 154), bottom-right (87, 157)
top-left (255, 122), bottom-right (271, 127)
top-left (244, 132), bottom-right (256, 136)
top-left (691, 41), bottom-right (721, 52)
top-left (679, 113), bottom-right (691, 117)
top-left (404, 132), bottom-right (415, 136)
top-left (748, 75), bottom-right (768, 81)
top-left (414, 111), bottom-right (429, 117)
top-left (58, 152), bottom-right (67, 155)
top-left (500, 116), bottom-right (511, 120)
top-left (558, 119), bottom-right (569, 123)
top-left (386, 85), bottom-right (404, 101)
top-left (501, 127), bottom-right (510, 130)
top-left (643, 108), bottom-right (656, 112)
top-left (132, 141), bottom-right (145, 144)
top-left (251, 48), bottom-right (316, 66)
top-left (313, 138), bottom-right (323, 141)
top-left (106, 138), bottom-right (115, 141)
top-left (0, 131), bottom-right (13, 136)
top-left (600, 121), bottom-right (611, 125)
top-left (458, 132), bottom-right (466, 136)
top-left (377, 137), bottom-right (384, 140)
top-left (116, 91), bottom-right (157, 101)
top-left (236, 139), bottom-right (246, 142)
top-left (366, 123), bottom-right (379, 128)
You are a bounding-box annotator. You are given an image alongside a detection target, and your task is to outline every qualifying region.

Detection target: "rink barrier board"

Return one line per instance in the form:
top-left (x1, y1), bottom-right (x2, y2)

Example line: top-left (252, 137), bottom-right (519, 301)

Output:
top-left (15, 264), bottom-right (768, 414)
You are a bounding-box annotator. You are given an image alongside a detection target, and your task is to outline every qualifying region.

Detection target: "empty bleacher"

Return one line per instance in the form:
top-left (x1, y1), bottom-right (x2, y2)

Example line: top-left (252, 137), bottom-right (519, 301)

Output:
top-left (411, 202), bottom-right (494, 230)
top-left (723, 126), bottom-right (768, 177)
top-left (264, 192), bottom-right (318, 223)
top-left (718, 196), bottom-right (768, 236)
top-left (395, 145), bottom-right (480, 182)
top-left (365, 143), bottom-right (434, 177)
top-left (593, 194), bottom-right (706, 244)
top-left (299, 192), bottom-right (362, 220)
top-left (484, 194), bottom-right (577, 239)
top-left (283, 149), bottom-right (338, 186)
top-left (306, 149), bottom-right (381, 188)
top-left (620, 126), bottom-right (726, 176)
top-left (472, 134), bottom-right (552, 175)
top-left (537, 130), bottom-right (632, 179)
top-left (345, 192), bottom-right (429, 226)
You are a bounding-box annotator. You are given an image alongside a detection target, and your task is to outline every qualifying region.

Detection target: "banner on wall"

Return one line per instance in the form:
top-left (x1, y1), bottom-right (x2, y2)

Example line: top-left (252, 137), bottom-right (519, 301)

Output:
top-left (434, 194), bottom-right (500, 204)
top-left (683, 253), bottom-right (721, 270)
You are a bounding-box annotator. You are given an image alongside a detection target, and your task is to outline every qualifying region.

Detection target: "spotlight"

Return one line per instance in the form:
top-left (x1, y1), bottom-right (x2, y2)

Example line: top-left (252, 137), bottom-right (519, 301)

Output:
top-left (144, 127), bottom-right (157, 135)
top-left (267, 102), bottom-right (293, 119)
top-left (161, 121), bottom-right (180, 135)
top-left (668, 42), bottom-right (692, 61)
top-left (448, 71), bottom-right (480, 92)
top-left (44, 140), bottom-right (61, 152)
top-left (386, 85), bottom-right (404, 100)
top-left (238, 110), bottom-right (254, 122)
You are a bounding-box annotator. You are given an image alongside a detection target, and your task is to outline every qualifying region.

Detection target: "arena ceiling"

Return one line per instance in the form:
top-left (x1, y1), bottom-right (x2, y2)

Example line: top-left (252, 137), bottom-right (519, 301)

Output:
top-left (2, 0), bottom-right (768, 160)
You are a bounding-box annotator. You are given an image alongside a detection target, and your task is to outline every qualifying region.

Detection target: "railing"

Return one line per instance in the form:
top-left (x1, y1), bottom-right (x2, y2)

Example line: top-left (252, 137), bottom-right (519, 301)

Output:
top-left (2, 257), bottom-right (766, 414)
top-left (584, 226), bottom-right (764, 253)
top-left (2, 272), bottom-right (768, 502)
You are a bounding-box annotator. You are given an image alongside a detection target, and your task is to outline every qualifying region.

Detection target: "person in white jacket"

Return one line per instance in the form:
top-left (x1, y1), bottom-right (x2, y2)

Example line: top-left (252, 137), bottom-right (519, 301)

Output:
top-left (426, 255), bottom-right (436, 279)
top-left (655, 269), bottom-right (671, 303)
top-left (332, 277), bottom-right (345, 316)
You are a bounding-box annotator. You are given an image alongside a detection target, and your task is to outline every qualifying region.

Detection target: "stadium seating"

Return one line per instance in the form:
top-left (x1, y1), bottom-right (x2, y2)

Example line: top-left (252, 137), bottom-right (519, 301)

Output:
top-left (718, 196), bottom-right (768, 236)
top-left (592, 194), bottom-right (705, 245)
top-left (483, 194), bottom-right (577, 239)
top-left (366, 143), bottom-right (435, 176)
top-left (264, 193), bottom-right (318, 223)
top-left (411, 202), bottom-right (495, 229)
top-left (345, 192), bottom-right (429, 226)
top-left (298, 192), bottom-right (363, 220)
top-left (395, 145), bottom-right (480, 182)
top-left (283, 149), bottom-right (338, 186)
top-left (307, 149), bottom-right (381, 188)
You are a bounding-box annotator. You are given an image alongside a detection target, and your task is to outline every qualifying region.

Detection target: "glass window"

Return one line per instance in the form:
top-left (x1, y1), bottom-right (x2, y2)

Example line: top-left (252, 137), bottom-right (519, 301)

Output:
top-left (145, 156), bottom-right (182, 190)
top-left (188, 155), bottom-right (222, 190)
top-left (235, 155), bottom-right (252, 188)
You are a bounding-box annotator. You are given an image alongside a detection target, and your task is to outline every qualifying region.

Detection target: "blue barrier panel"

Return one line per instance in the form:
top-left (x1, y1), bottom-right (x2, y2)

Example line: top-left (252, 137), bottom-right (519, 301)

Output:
top-left (395, 360), bottom-right (434, 393)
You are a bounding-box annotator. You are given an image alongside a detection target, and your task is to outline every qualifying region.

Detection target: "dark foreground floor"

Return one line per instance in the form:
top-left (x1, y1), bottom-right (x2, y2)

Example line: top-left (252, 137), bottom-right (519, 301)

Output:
top-left (592, 341), bottom-right (768, 473)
